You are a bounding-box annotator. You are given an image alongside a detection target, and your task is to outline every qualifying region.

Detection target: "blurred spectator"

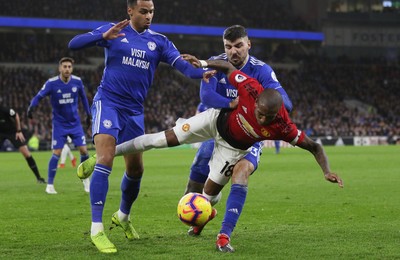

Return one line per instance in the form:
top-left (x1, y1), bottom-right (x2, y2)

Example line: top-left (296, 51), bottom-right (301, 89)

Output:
top-left (0, 0), bottom-right (313, 31)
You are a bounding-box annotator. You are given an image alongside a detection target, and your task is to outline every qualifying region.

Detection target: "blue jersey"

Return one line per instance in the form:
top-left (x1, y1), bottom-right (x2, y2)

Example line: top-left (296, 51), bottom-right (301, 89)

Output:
top-left (29, 75), bottom-right (91, 127)
top-left (69, 23), bottom-right (204, 114)
top-left (200, 53), bottom-right (293, 112)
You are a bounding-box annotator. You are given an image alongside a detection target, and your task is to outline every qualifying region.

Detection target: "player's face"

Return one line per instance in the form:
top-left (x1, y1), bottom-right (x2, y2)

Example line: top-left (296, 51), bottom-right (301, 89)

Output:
top-left (224, 37), bottom-right (251, 68)
top-left (254, 102), bottom-right (277, 126)
top-left (59, 62), bottom-right (73, 80)
top-left (128, 0), bottom-right (154, 31)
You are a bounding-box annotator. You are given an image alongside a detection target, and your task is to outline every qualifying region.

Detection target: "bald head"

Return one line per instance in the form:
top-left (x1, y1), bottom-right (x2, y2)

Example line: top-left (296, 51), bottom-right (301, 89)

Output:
top-left (255, 89), bottom-right (283, 125)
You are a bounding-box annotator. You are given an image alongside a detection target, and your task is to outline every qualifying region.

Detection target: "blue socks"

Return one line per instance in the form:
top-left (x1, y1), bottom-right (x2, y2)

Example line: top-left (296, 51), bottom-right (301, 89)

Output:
top-left (80, 154), bottom-right (89, 163)
top-left (220, 184), bottom-right (248, 237)
top-left (47, 154), bottom-right (60, 184)
top-left (90, 164), bottom-right (111, 222)
top-left (119, 173), bottom-right (141, 215)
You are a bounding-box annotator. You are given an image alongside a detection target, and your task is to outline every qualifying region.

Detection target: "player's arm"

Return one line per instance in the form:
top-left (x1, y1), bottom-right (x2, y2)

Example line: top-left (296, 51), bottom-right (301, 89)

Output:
top-left (78, 82), bottom-right (91, 116)
top-left (172, 57), bottom-right (205, 79)
top-left (27, 94), bottom-right (43, 119)
top-left (14, 111), bottom-right (25, 142)
top-left (200, 78), bottom-right (236, 109)
top-left (27, 82), bottom-right (50, 119)
top-left (258, 65), bottom-right (293, 112)
top-left (296, 135), bottom-right (344, 188)
top-left (8, 108), bottom-right (25, 142)
top-left (69, 20), bottom-right (129, 50)
top-left (182, 54), bottom-right (236, 78)
top-left (78, 82), bottom-right (92, 129)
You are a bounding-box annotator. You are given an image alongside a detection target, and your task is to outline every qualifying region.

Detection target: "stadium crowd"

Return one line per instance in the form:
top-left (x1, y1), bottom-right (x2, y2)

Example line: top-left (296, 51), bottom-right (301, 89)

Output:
top-left (1, 56), bottom-right (399, 146)
top-left (0, 0), bottom-right (398, 147)
top-left (0, 0), bottom-right (312, 31)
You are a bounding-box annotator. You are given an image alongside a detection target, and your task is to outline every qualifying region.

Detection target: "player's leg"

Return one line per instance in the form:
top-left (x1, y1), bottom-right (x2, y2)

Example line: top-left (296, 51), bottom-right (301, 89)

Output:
top-left (191, 139), bottom-right (246, 237)
top-left (90, 133), bottom-right (116, 252)
top-left (45, 129), bottom-right (65, 194)
top-left (184, 139), bottom-right (215, 194)
top-left (111, 152), bottom-right (142, 240)
top-left (67, 136), bottom-right (77, 166)
top-left (10, 133), bottom-right (45, 183)
top-left (46, 148), bottom-right (62, 194)
top-left (216, 142), bottom-right (262, 253)
top-left (77, 144), bottom-right (90, 192)
top-left (274, 140), bottom-right (280, 154)
top-left (114, 109), bottom-right (218, 156)
top-left (58, 144), bottom-right (69, 168)
top-left (111, 113), bottom-right (145, 240)
top-left (89, 101), bottom-right (119, 253)
top-left (18, 143), bottom-right (46, 183)
top-left (186, 177), bottom-right (222, 236)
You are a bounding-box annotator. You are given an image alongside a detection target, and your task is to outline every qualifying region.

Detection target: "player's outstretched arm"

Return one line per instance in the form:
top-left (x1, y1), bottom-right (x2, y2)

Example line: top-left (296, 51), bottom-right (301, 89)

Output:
top-left (199, 60), bottom-right (236, 79)
top-left (69, 20), bottom-right (130, 50)
top-left (297, 135), bottom-right (344, 188)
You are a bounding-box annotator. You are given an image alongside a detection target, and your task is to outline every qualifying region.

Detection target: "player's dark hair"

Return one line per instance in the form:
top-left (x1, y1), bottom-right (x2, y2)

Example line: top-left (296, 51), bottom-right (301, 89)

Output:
top-left (223, 25), bottom-right (248, 42)
top-left (127, 0), bottom-right (152, 7)
top-left (127, 0), bottom-right (137, 6)
top-left (59, 57), bottom-right (74, 65)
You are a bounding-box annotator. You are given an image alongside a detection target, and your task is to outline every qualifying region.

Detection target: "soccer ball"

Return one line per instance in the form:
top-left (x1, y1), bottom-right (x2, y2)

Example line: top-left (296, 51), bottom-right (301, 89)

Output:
top-left (177, 192), bottom-right (212, 226)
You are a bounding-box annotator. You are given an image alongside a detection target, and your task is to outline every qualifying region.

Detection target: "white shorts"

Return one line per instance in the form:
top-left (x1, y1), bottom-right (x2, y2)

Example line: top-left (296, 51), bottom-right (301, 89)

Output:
top-left (173, 108), bottom-right (251, 186)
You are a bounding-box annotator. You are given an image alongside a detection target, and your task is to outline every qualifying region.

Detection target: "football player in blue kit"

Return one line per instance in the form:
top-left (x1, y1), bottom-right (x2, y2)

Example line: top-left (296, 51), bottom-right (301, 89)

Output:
top-left (69, 0), bottom-right (204, 253)
top-left (184, 25), bottom-right (293, 237)
top-left (28, 57), bottom-right (91, 195)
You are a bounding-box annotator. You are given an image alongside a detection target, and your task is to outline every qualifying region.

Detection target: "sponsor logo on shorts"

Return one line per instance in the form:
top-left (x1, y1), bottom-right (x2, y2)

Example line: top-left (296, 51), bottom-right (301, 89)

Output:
top-left (103, 119), bottom-right (112, 129)
top-left (182, 123), bottom-right (190, 132)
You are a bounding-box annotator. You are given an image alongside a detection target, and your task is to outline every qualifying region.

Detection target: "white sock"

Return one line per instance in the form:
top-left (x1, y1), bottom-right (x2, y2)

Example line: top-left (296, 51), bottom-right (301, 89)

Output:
top-left (60, 144), bottom-right (69, 164)
top-left (202, 191), bottom-right (222, 206)
top-left (117, 209), bottom-right (129, 222)
top-left (115, 132), bottom-right (167, 156)
top-left (91, 222), bottom-right (104, 236)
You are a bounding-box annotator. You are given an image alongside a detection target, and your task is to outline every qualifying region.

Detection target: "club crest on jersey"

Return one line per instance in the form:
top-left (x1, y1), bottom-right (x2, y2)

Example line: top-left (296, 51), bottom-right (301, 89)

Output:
top-left (72, 87), bottom-right (77, 92)
top-left (261, 128), bottom-right (270, 137)
top-left (103, 119), bottom-right (112, 129)
top-left (147, 41), bottom-right (156, 51)
top-left (182, 123), bottom-right (190, 132)
top-left (234, 74), bottom-right (247, 83)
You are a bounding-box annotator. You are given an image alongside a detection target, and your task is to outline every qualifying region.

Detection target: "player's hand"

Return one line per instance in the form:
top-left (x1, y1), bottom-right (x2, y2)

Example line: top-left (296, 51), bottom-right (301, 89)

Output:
top-left (202, 70), bottom-right (216, 83)
top-left (102, 19), bottom-right (130, 40)
top-left (324, 172), bottom-right (344, 188)
top-left (181, 54), bottom-right (201, 68)
top-left (27, 106), bottom-right (34, 119)
top-left (229, 97), bottom-right (239, 109)
top-left (15, 131), bottom-right (25, 142)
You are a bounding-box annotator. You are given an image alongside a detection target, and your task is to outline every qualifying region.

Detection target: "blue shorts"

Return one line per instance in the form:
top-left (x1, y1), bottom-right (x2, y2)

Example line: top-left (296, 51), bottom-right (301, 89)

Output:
top-left (189, 140), bottom-right (263, 183)
top-left (92, 100), bottom-right (144, 144)
top-left (52, 123), bottom-right (86, 149)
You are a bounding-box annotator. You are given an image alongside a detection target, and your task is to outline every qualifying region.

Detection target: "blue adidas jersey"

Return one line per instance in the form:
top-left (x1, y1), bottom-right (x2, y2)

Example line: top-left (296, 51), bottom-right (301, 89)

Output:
top-left (29, 75), bottom-right (90, 127)
top-left (70, 23), bottom-right (203, 113)
top-left (200, 53), bottom-right (292, 112)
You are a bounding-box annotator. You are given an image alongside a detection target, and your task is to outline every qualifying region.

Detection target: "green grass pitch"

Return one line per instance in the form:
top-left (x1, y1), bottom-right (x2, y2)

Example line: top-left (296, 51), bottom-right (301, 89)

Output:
top-left (0, 145), bottom-right (399, 259)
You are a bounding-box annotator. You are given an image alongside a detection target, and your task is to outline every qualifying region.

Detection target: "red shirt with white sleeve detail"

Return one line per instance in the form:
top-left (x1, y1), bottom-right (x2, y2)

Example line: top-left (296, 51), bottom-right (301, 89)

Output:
top-left (216, 70), bottom-right (305, 150)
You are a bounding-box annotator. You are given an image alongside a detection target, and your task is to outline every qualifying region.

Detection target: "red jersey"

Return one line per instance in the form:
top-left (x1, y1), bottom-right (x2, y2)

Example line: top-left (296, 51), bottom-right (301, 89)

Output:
top-left (216, 70), bottom-right (305, 150)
